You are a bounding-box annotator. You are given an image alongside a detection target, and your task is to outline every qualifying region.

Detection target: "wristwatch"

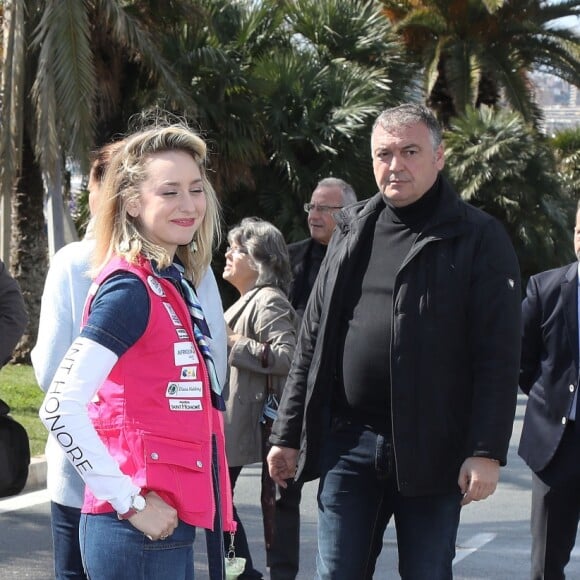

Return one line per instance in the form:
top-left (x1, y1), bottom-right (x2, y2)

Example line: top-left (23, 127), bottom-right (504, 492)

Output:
top-left (117, 492), bottom-right (147, 520)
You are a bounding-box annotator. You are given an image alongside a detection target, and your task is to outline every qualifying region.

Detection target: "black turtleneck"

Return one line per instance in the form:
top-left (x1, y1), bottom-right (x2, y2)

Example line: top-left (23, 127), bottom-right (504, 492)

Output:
top-left (336, 178), bottom-right (442, 434)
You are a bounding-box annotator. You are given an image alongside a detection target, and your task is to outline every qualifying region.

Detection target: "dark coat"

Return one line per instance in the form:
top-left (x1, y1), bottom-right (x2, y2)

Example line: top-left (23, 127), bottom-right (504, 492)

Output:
top-left (287, 238), bottom-right (326, 318)
top-left (271, 176), bottom-right (522, 497)
top-left (518, 262), bottom-right (579, 473)
top-left (0, 260), bottom-right (28, 367)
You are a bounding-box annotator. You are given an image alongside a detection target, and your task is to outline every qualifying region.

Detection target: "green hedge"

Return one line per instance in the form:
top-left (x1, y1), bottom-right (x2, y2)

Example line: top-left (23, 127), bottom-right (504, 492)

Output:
top-left (0, 364), bottom-right (47, 457)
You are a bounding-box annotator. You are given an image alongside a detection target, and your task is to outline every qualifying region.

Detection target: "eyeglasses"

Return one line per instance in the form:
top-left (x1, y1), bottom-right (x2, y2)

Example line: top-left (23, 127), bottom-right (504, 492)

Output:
top-left (303, 203), bottom-right (343, 214)
top-left (225, 246), bottom-right (248, 256)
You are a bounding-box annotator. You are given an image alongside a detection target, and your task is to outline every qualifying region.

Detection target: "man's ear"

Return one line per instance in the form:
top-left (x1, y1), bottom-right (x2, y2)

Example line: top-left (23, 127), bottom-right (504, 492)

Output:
top-left (435, 143), bottom-right (445, 170)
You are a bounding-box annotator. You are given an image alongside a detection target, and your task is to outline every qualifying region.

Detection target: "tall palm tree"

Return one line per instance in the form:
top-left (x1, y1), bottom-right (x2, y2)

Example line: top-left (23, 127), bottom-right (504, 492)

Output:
top-left (380, 0), bottom-right (580, 127)
top-left (444, 106), bottom-right (574, 281)
top-left (0, 0), bottom-right (196, 360)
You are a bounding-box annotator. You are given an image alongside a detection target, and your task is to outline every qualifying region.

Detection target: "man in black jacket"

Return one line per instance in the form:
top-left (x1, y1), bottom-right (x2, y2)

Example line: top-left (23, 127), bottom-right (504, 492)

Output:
top-left (0, 259), bottom-right (27, 367)
top-left (268, 104), bottom-right (521, 579)
top-left (288, 177), bottom-right (357, 319)
top-left (519, 200), bottom-right (580, 580)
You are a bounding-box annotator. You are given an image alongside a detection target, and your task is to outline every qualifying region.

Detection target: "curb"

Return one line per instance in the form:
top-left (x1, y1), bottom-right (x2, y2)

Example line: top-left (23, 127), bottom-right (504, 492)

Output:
top-left (24, 455), bottom-right (47, 494)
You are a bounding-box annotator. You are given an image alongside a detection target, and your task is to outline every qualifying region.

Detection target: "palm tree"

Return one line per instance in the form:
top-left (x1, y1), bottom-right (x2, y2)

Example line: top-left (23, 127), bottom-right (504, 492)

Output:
top-left (551, 127), bottom-right (580, 200)
top-left (0, 0), bottom-right (196, 360)
top-left (166, 0), bottom-right (413, 245)
top-left (267, 0), bottom-right (416, 239)
top-left (380, 0), bottom-right (580, 127)
top-left (444, 106), bottom-right (575, 281)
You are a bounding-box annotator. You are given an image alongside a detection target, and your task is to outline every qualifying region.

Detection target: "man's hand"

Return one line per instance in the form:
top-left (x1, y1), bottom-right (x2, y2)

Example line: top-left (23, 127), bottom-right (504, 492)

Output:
top-left (267, 445), bottom-right (299, 488)
top-left (458, 456), bottom-right (500, 506)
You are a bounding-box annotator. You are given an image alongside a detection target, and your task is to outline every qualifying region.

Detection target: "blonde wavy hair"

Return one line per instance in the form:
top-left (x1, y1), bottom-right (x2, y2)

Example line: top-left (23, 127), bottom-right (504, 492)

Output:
top-left (91, 124), bottom-right (221, 285)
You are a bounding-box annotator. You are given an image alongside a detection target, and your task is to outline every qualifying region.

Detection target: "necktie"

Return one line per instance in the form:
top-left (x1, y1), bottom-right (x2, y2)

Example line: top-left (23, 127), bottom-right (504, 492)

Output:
top-left (174, 264), bottom-right (225, 411)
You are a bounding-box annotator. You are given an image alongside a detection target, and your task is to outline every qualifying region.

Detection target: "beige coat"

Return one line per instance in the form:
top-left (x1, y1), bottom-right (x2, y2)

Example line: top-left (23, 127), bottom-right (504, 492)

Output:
top-left (223, 285), bottom-right (298, 467)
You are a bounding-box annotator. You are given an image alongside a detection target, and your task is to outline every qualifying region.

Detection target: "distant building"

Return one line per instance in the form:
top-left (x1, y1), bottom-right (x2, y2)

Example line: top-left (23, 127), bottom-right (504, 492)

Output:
top-left (531, 72), bottom-right (580, 134)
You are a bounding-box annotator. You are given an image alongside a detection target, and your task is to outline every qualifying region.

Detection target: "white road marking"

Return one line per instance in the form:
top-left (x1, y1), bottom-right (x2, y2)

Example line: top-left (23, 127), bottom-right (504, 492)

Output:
top-left (0, 489), bottom-right (49, 513)
top-left (454, 532), bottom-right (497, 564)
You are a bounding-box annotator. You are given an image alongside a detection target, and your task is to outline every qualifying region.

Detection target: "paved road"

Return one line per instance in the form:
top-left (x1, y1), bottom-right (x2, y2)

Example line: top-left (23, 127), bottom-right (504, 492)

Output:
top-left (1, 395), bottom-right (579, 578)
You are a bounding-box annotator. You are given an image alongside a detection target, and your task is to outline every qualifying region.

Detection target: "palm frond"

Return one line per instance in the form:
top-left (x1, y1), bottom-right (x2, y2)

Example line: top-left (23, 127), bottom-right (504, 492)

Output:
top-left (94, 0), bottom-right (194, 111)
top-left (31, 0), bottom-right (95, 177)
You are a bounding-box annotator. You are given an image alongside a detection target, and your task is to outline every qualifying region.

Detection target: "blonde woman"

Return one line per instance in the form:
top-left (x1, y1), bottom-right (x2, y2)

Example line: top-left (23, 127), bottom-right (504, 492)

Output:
top-left (40, 124), bottom-right (234, 579)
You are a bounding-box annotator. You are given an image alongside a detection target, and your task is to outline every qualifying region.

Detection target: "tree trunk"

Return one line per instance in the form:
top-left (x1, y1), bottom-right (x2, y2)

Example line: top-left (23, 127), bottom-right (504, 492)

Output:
top-left (427, 60), bottom-right (457, 129)
top-left (10, 131), bottom-right (48, 363)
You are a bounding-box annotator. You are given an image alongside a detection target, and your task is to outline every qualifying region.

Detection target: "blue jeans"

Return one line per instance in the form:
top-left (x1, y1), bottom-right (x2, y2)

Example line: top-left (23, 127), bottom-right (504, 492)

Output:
top-left (80, 512), bottom-right (196, 580)
top-left (51, 502), bottom-right (87, 579)
top-left (316, 419), bottom-right (462, 580)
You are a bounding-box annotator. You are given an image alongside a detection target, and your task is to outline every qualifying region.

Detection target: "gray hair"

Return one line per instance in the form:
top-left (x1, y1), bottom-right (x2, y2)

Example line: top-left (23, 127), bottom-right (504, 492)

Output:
top-left (315, 177), bottom-right (357, 206)
top-left (373, 103), bottom-right (443, 151)
top-left (227, 217), bottom-right (292, 295)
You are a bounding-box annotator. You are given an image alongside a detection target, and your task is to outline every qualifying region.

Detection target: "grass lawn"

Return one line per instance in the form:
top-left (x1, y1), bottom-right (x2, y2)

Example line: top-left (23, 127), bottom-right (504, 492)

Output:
top-left (0, 364), bottom-right (47, 457)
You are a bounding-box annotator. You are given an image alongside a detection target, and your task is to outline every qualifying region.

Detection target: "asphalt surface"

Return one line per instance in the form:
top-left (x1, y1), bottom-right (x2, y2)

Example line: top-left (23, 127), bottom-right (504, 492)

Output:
top-left (1, 395), bottom-right (579, 578)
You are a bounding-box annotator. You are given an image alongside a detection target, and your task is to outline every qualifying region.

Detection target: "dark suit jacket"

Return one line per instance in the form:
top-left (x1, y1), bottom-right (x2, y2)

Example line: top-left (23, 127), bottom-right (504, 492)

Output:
top-left (518, 262), bottom-right (579, 473)
top-left (287, 238), bottom-right (326, 318)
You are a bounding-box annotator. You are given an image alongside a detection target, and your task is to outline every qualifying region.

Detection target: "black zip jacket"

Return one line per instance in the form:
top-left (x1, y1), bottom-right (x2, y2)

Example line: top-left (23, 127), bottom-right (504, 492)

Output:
top-left (271, 176), bottom-right (522, 496)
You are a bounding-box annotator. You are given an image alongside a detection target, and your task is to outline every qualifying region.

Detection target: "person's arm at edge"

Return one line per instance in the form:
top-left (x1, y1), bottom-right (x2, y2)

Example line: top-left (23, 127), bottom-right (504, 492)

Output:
top-left (519, 275), bottom-right (543, 396)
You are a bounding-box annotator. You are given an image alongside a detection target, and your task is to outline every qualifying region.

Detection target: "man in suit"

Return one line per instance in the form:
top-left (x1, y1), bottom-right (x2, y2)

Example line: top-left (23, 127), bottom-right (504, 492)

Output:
top-left (519, 200), bottom-right (580, 580)
top-left (288, 177), bottom-right (357, 318)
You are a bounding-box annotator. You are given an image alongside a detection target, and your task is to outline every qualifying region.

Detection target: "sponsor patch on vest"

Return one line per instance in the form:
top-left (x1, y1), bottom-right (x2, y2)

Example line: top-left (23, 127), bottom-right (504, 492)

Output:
top-left (163, 303), bottom-right (183, 326)
top-left (166, 381), bottom-right (203, 398)
top-left (174, 342), bottom-right (198, 365)
top-left (170, 399), bottom-right (203, 411)
top-left (175, 328), bottom-right (189, 340)
top-left (147, 275), bottom-right (166, 297)
top-left (180, 366), bottom-right (198, 380)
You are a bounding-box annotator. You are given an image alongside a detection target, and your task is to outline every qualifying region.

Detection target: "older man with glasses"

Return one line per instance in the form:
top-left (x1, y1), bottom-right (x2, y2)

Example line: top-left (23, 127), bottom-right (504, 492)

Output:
top-left (288, 178), bottom-right (357, 319)
top-left (265, 178), bottom-right (356, 580)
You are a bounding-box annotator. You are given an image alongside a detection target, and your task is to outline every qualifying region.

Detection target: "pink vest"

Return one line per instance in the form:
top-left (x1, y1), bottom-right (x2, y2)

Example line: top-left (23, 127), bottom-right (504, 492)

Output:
top-left (82, 256), bottom-right (234, 531)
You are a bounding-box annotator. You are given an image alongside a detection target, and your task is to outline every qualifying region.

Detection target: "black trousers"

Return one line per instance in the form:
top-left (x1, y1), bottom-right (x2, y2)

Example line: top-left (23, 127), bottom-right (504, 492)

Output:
top-left (267, 479), bottom-right (303, 580)
top-left (531, 421), bottom-right (580, 580)
top-left (224, 466), bottom-right (303, 580)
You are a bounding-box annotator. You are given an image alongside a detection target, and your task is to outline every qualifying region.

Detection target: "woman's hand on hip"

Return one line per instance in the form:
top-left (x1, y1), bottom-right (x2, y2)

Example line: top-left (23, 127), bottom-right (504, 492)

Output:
top-left (128, 491), bottom-right (179, 541)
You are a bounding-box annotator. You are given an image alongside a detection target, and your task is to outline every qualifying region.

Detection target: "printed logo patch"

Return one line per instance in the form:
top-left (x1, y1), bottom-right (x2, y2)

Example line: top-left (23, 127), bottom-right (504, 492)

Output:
top-left (174, 342), bottom-right (198, 366)
top-left (163, 303), bottom-right (183, 327)
top-left (147, 276), bottom-right (166, 297)
top-left (166, 381), bottom-right (203, 398)
top-left (180, 366), bottom-right (198, 380)
top-left (170, 399), bottom-right (203, 411)
top-left (175, 328), bottom-right (189, 340)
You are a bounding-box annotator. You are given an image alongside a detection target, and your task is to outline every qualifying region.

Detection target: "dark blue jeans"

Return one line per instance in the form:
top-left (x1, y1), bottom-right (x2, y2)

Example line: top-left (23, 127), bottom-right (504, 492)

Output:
top-left (50, 502), bottom-right (87, 579)
top-left (80, 512), bottom-right (196, 579)
top-left (316, 419), bottom-right (462, 580)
